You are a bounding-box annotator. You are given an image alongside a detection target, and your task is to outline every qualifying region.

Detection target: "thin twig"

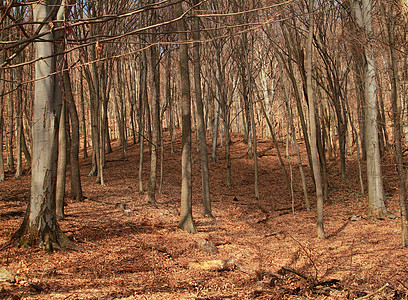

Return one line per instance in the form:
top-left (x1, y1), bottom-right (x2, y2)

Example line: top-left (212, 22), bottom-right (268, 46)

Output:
top-left (355, 283), bottom-right (389, 300)
top-left (289, 235), bottom-right (319, 281)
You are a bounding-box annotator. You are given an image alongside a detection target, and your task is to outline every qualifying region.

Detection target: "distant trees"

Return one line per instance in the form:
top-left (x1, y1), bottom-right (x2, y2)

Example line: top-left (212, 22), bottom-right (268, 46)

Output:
top-left (1, 0), bottom-right (408, 247)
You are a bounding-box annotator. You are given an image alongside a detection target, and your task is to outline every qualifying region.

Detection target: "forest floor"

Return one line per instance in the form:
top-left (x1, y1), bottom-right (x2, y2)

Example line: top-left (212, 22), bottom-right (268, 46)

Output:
top-left (1, 131), bottom-right (408, 299)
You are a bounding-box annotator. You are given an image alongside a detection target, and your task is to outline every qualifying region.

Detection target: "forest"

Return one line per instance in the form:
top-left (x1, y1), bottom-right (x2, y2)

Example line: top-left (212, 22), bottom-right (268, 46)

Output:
top-left (1, 0), bottom-right (408, 299)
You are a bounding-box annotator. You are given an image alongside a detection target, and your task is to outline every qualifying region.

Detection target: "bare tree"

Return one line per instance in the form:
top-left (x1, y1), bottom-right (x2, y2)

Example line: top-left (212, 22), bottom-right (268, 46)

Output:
top-left (174, 0), bottom-right (197, 233)
top-left (13, 0), bottom-right (74, 251)
top-left (352, 0), bottom-right (387, 217)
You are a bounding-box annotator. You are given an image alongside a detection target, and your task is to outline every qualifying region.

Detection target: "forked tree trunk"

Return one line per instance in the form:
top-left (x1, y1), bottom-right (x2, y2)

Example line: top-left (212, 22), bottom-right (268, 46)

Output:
top-left (174, 1), bottom-right (197, 233)
top-left (13, 0), bottom-right (74, 251)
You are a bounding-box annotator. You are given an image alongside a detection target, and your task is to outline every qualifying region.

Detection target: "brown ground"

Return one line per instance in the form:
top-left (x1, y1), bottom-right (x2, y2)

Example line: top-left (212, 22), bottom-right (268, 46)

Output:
top-left (1, 131), bottom-right (407, 299)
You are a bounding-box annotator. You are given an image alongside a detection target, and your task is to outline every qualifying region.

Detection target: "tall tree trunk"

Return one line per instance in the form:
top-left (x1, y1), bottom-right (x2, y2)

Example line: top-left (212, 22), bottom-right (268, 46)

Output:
top-left (353, 0), bottom-right (387, 217)
top-left (138, 51), bottom-right (147, 194)
top-left (80, 70), bottom-right (88, 159)
top-left (174, 1), bottom-right (197, 233)
top-left (246, 37), bottom-right (259, 200)
top-left (146, 31), bottom-right (160, 206)
top-left (385, 3), bottom-right (408, 246)
top-left (56, 100), bottom-right (67, 219)
top-left (192, 0), bottom-right (212, 217)
top-left (278, 61), bottom-right (310, 210)
top-left (166, 54), bottom-right (175, 154)
top-left (0, 52), bottom-right (4, 181)
top-left (7, 74), bottom-right (14, 173)
top-left (211, 88), bottom-right (220, 162)
top-left (15, 59), bottom-right (23, 178)
top-left (13, 0), bottom-right (74, 251)
top-left (64, 61), bottom-right (83, 201)
top-left (307, 0), bottom-right (325, 239)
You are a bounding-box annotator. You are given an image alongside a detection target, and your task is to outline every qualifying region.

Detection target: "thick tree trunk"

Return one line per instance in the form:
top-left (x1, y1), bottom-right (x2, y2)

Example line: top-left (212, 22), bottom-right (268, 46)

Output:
top-left (353, 0), bottom-right (387, 217)
top-left (174, 1), bottom-right (197, 233)
top-left (13, 0), bottom-right (74, 251)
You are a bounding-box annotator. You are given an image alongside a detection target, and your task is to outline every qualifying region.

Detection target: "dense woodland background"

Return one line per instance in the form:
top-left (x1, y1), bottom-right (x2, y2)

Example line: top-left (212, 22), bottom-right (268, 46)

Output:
top-left (1, 0), bottom-right (408, 298)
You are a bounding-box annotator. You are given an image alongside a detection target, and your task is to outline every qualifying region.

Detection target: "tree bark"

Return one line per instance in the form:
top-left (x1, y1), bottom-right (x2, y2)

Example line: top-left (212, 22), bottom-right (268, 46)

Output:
top-left (14, 58), bottom-right (23, 178)
top-left (385, 3), bottom-right (408, 246)
top-left (13, 0), bottom-right (74, 251)
top-left (145, 31), bottom-right (160, 206)
top-left (64, 61), bottom-right (83, 201)
top-left (56, 99), bottom-right (67, 219)
top-left (353, 0), bottom-right (387, 217)
top-left (307, 0), bottom-right (325, 239)
top-left (174, 1), bottom-right (197, 233)
top-left (192, 0), bottom-right (212, 217)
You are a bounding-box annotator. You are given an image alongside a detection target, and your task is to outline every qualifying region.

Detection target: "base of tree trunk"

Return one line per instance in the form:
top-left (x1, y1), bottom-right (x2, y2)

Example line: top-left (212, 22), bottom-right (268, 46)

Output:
top-left (11, 221), bottom-right (78, 252)
top-left (368, 207), bottom-right (387, 219)
top-left (202, 210), bottom-right (214, 219)
top-left (178, 216), bottom-right (197, 233)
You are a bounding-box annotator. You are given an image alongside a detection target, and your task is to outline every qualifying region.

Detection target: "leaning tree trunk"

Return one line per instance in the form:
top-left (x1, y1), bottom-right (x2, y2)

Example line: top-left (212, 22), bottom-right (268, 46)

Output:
top-left (13, 0), bottom-right (74, 251)
top-left (174, 1), bottom-right (197, 233)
